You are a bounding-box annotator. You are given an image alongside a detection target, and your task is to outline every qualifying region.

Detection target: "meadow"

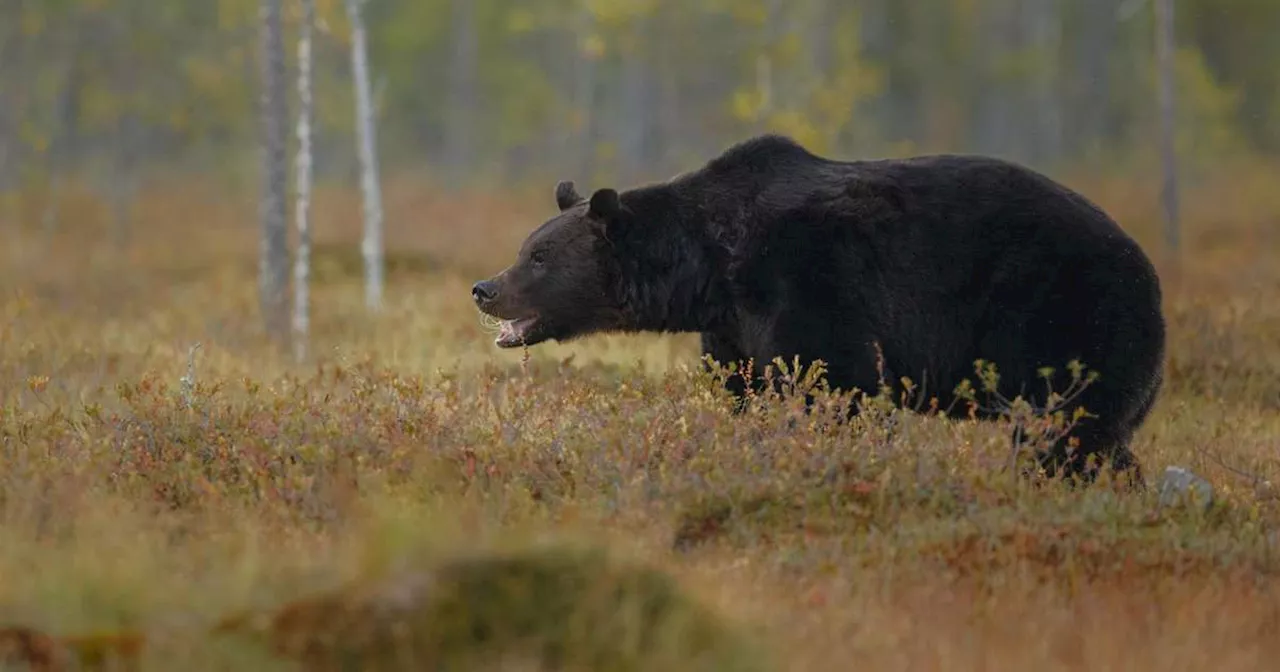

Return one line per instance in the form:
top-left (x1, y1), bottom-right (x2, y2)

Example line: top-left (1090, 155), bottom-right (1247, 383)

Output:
top-left (3, 160), bottom-right (1280, 670)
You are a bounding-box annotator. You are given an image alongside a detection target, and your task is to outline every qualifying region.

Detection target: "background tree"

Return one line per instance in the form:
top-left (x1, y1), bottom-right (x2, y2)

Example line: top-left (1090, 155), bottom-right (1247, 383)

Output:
top-left (1156, 0), bottom-right (1181, 254)
top-left (0, 0), bottom-right (1274, 236)
top-left (346, 0), bottom-right (384, 313)
top-left (294, 0), bottom-right (317, 362)
top-left (443, 0), bottom-right (478, 184)
top-left (259, 0), bottom-right (290, 343)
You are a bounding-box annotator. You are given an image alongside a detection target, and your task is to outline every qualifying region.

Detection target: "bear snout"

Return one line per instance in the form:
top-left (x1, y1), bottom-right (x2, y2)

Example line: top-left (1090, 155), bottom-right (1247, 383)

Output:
top-left (471, 280), bottom-right (500, 307)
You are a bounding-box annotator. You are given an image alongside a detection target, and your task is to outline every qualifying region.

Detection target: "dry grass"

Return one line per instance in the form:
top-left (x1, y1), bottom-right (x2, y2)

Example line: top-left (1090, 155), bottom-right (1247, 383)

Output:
top-left (2, 157), bottom-right (1280, 670)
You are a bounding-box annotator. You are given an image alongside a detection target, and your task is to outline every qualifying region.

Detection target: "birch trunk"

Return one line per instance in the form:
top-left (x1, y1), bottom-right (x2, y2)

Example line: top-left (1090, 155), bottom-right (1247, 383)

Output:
top-left (1025, 0), bottom-right (1063, 165)
top-left (445, 0), bottom-right (477, 180)
top-left (258, 0), bottom-right (290, 341)
top-left (1072, 0), bottom-right (1119, 156)
top-left (293, 0), bottom-right (315, 362)
top-left (1155, 0), bottom-right (1180, 253)
top-left (618, 17), bottom-right (655, 184)
top-left (974, 1), bottom-right (1015, 157)
top-left (41, 63), bottom-right (72, 239)
top-left (109, 115), bottom-right (138, 250)
top-left (346, 0), bottom-right (384, 312)
top-left (572, 7), bottom-right (598, 182)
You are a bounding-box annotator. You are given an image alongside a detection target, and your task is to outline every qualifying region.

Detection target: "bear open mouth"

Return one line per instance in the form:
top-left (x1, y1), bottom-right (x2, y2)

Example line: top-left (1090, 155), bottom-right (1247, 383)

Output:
top-left (495, 316), bottom-right (543, 348)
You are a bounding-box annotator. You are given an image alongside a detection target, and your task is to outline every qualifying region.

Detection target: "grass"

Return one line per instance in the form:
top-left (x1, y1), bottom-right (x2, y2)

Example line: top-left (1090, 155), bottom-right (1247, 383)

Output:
top-left (3, 159), bottom-right (1280, 670)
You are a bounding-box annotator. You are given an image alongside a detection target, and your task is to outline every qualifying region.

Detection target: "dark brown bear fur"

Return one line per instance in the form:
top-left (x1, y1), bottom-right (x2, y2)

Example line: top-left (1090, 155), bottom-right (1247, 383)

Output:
top-left (472, 134), bottom-right (1166, 487)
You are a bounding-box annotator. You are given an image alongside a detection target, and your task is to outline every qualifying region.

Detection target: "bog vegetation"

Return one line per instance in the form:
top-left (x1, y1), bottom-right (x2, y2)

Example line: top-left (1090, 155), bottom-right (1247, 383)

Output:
top-left (4, 0), bottom-right (1280, 670)
top-left (3, 166), bottom-right (1280, 670)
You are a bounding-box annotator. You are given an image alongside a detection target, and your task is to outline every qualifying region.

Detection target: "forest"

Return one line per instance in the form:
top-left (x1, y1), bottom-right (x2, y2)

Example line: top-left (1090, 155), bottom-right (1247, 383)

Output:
top-left (2, 1), bottom-right (1280, 670)
top-left (4, 0), bottom-right (1278, 190)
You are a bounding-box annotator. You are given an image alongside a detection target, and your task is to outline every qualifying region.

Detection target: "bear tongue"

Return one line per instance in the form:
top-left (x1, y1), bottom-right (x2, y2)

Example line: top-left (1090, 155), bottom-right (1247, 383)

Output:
top-left (496, 317), bottom-right (537, 348)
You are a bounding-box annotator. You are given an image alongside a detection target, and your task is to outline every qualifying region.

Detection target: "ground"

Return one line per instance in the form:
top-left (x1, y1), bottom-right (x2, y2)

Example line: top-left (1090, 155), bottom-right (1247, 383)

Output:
top-left (2, 164), bottom-right (1280, 670)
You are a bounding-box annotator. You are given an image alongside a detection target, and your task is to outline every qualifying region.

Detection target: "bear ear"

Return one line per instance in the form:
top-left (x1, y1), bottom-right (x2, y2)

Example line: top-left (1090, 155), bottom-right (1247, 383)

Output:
top-left (587, 188), bottom-right (622, 221)
top-left (555, 180), bottom-right (583, 211)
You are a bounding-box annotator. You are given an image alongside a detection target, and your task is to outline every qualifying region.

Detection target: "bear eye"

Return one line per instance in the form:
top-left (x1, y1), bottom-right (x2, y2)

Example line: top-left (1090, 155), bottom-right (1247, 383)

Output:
top-left (531, 249), bottom-right (548, 266)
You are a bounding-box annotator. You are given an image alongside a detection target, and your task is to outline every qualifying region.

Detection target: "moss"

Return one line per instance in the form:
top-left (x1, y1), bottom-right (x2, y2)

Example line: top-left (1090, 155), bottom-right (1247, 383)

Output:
top-left (216, 546), bottom-right (768, 672)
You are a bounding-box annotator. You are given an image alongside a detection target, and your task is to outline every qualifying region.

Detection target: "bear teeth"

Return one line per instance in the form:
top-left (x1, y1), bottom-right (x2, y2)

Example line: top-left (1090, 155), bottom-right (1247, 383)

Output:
top-left (496, 317), bottom-right (537, 347)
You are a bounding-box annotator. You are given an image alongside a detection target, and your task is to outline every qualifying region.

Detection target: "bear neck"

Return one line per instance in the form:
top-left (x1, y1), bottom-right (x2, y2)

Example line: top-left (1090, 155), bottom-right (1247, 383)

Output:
top-left (614, 184), bottom-right (734, 335)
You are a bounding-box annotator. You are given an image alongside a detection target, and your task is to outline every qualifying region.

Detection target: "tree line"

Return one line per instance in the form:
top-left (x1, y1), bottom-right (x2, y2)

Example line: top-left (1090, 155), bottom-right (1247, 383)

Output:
top-left (2, 0), bottom-right (1277, 192)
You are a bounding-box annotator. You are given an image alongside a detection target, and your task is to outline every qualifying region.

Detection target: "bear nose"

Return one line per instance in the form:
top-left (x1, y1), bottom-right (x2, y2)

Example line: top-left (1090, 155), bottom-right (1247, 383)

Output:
top-left (472, 280), bottom-right (499, 305)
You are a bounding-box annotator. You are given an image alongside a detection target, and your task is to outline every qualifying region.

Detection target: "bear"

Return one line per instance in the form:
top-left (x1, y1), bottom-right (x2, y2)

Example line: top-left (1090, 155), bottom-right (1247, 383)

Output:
top-left (471, 134), bottom-right (1166, 489)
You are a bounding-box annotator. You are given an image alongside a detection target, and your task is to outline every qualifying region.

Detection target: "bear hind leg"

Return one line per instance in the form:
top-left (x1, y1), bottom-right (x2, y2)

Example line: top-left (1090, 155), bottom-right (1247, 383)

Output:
top-left (1022, 421), bottom-right (1145, 492)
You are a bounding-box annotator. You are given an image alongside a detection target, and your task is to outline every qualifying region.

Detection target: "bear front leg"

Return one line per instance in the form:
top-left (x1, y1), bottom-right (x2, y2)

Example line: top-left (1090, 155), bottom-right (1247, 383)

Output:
top-left (699, 332), bottom-right (759, 413)
top-left (813, 340), bottom-right (904, 420)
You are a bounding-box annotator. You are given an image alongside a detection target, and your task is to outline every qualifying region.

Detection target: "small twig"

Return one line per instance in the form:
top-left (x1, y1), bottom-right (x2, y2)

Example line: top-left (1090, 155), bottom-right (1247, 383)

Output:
top-left (1007, 423), bottom-right (1025, 474)
top-left (180, 342), bottom-right (203, 410)
top-left (1192, 443), bottom-right (1273, 494)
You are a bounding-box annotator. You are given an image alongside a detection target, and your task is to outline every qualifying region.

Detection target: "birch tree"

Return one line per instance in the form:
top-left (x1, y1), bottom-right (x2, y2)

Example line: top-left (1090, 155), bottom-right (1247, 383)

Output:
top-left (259, 0), bottom-right (291, 342)
top-left (293, 0), bottom-right (315, 362)
top-left (1024, 0), bottom-right (1063, 165)
top-left (346, 0), bottom-right (384, 312)
top-left (1155, 0), bottom-right (1180, 254)
top-left (0, 0), bottom-right (1271, 220)
top-left (1070, 0), bottom-right (1119, 159)
top-left (571, 6), bottom-right (600, 182)
top-left (444, 0), bottom-right (477, 182)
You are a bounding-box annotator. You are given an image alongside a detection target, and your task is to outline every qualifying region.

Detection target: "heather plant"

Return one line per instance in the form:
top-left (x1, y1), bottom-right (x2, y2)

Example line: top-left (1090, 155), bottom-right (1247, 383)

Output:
top-left (3, 168), bottom-right (1280, 670)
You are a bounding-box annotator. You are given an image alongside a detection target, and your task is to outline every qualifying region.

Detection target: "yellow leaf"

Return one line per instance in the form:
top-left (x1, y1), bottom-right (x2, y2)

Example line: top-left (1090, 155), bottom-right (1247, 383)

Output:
top-left (730, 89), bottom-right (765, 124)
top-left (507, 8), bottom-right (537, 34)
top-left (27, 375), bottom-right (49, 394)
top-left (581, 34), bottom-right (606, 60)
top-left (218, 0), bottom-right (255, 31)
top-left (21, 11), bottom-right (43, 37)
top-left (169, 109), bottom-right (189, 134)
top-left (18, 121), bottom-right (49, 155)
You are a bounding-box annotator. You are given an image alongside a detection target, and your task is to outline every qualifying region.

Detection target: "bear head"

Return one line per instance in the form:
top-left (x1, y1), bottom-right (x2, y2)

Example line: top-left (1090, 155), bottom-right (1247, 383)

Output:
top-left (471, 180), bottom-right (632, 349)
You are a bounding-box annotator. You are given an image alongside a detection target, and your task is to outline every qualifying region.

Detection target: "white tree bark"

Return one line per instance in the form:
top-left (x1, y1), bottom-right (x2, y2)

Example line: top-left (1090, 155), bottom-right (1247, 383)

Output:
top-left (1025, 0), bottom-right (1063, 165)
top-left (1072, 0), bottom-right (1118, 157)
top-left (259, 0), bottom-right (291, 341)
top-left (346, 0), bottom-right (384, 312)
top-left (109, 115), bottom-right (138, 249)
top-left (572, 7), bottom-right (599, 181)
top-left (40, 55), bottom-right (78, 240)
top-left (444, 0), bottom-right (477, 180)
top-left (293, 0), bottom-right (316, 362)
top-left (1155, 0), bottom-right (1180, 253)
top-left (618, 17), bottom-right (653, 184)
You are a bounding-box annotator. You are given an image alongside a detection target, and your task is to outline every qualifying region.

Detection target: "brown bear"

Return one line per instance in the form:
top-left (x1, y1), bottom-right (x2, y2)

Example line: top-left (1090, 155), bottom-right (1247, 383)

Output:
top-left (471, 134), bottom-right (1166, 488)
